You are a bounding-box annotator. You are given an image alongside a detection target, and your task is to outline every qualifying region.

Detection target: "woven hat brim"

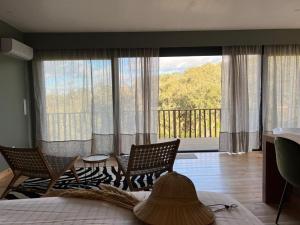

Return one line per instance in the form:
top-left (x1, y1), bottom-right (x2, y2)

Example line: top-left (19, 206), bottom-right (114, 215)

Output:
top-left (133, 200), bottom-right (215, 225)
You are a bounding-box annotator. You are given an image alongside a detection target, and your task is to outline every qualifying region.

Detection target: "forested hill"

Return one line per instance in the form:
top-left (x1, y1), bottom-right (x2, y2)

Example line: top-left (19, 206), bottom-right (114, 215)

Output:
top-left (159, 63), bottom-right (221, 110)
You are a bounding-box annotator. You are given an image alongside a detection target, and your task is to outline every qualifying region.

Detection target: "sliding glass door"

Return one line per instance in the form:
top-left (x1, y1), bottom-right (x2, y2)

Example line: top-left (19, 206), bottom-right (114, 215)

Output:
top-left (33, 49), bottom-right (159, 156)
top-left (159, 55), bottom-right (222, 151)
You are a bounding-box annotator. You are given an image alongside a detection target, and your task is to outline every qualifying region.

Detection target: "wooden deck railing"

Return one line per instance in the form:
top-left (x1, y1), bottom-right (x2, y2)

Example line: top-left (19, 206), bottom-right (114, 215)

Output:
top-left (158, 109), bottom-right (221, 139)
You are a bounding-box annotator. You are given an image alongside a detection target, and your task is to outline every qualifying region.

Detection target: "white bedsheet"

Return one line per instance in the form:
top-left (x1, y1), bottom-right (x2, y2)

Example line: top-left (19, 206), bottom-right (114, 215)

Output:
top-left (0, 192), bottom-right (263, 225)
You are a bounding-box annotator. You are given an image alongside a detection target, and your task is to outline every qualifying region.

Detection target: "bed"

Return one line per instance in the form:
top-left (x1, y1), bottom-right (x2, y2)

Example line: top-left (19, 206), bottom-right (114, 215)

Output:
top-left (0, 191), bottom-right (263, 225)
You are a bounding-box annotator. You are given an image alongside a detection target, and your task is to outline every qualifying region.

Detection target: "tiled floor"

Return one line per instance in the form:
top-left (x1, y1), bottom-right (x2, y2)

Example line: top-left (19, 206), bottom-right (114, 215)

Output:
top-left (159, 137), bottom-right (219, 151)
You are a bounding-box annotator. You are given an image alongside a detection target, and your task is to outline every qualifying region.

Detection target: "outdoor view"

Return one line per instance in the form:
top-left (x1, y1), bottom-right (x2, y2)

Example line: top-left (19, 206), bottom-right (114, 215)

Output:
top-left (42, 55), bottom-right (222, 151)
top-left (159, 56), bottom-right (222, 150)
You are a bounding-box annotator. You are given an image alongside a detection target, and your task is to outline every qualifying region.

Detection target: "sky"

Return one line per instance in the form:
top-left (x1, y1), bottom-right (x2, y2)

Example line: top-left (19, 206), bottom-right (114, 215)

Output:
top-left (159, 56), bottom-right (222, 74)
top-left (44, 56), bottom-right (223, 93)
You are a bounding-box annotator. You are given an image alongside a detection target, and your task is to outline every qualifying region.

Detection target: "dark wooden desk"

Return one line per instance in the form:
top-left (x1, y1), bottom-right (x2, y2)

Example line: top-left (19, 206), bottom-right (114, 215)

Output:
top-left (263, 132), bottom-right (300, 204)
top-left (262, 133), bottom-right (286, 204)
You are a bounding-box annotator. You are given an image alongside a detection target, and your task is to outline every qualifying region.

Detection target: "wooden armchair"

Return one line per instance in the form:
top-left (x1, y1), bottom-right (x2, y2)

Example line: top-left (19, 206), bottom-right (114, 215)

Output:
top-left (116, 139), bottom-right (180, 191)
top-left (0, 146), bottom-right (80, 198)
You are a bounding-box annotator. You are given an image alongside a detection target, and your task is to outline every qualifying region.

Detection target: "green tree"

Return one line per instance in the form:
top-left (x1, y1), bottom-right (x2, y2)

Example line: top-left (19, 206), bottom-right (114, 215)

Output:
top-left (158, 63), bottom-right (221, 138)
top-left (159, 63), bottom-right (221, 110)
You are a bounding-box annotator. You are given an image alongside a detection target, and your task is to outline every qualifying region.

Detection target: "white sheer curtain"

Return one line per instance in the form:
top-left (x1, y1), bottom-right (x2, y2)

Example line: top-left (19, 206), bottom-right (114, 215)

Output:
top-left (263, 45), bottom-right (300, 131)
top-left (115, 49), bottom-right (159, 154)
top-left (33, 49), bottom-right (159, 156)
top-left (220, 46), bottom-right (262, 153)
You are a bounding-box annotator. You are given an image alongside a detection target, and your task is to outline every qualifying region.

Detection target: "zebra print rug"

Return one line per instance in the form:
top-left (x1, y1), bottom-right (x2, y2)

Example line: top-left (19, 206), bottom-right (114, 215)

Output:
top-left (5, 166), bottom-right (163, 200)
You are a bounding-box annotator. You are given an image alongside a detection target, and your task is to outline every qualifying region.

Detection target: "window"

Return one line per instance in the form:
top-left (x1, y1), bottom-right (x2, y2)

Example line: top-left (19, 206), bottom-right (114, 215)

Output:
top-left (43, 59), bottom-right (113, 142)
top-left (158, 55), bottom-right (222, 151)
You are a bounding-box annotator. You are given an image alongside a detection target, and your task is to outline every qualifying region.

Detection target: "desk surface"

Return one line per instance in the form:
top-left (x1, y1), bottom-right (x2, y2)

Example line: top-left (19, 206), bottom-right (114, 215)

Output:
top-left (264, 131), bottom-right (300, 144)
top-left (0, 191), bottom-right (263, 225)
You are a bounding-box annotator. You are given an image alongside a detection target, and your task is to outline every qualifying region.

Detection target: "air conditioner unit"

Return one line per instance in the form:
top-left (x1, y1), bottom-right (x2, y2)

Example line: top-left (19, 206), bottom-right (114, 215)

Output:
top-left (1, 38), bottom-right (33, 60)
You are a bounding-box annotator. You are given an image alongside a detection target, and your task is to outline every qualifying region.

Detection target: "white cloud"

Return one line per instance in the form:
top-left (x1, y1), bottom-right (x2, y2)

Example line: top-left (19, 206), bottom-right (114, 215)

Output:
top-left (159, 56), bottom-right (222, 74)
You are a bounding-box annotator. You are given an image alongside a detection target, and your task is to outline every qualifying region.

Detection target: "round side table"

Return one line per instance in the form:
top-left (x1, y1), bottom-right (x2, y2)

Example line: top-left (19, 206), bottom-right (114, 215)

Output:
top-left (82, 154), bottom-right (110, 184)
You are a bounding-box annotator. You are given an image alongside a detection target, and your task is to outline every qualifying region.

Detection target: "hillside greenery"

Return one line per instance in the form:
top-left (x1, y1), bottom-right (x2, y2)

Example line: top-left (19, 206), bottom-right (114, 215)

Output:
top-left (159, 63), bottom-right (221, 110)
top-left (44, 62), bottom-right (222, 140)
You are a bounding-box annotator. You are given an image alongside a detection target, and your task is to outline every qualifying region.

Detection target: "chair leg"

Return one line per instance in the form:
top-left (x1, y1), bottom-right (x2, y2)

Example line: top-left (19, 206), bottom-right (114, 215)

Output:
top-left (117, 167), bottom-right (122, 175)
top-left (71, 166), bottom-right (80, 183)
top-left (45, 179), bottom-right (57, 195)
top-left (276, 180), bottom-right (289, 224)
top-left (125, 174), bottom-right (134, 191)
top-left (1, 173), bottom-right (21, 199)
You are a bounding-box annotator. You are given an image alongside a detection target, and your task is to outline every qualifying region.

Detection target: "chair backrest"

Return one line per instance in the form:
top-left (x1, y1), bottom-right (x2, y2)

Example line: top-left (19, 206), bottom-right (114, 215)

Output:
top-left (274, 137), bottom-right (300, 187)
top-left (127, 139), bottom-right (180, 175)
top-left (0, 146), bottom-right (51, 178)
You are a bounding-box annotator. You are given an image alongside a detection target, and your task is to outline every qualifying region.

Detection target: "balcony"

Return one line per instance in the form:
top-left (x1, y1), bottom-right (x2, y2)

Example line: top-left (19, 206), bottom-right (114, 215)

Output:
top-left (45, 108), bottom-right (220, 151)
top-left (158, 108), bottom-right (221, 151)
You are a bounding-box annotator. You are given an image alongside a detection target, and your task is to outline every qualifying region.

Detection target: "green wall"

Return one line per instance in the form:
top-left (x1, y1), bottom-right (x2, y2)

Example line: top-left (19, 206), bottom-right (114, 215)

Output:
top-left (25, 29), bottom-right (300, 50)
top-left (0, 21), bottom-right (31, 171)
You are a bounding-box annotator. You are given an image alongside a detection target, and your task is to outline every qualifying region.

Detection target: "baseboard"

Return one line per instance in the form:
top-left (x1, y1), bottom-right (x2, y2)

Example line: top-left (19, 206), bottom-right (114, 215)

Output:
top-left (0, 168), bottom-right (12, 180)
top-left (178, 149), bottom-right (219, 153)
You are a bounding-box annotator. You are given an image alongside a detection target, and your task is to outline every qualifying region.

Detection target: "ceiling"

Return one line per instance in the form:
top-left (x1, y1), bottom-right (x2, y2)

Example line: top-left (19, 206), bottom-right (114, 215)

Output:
top-left (1, 0), bottom-right (300, 32)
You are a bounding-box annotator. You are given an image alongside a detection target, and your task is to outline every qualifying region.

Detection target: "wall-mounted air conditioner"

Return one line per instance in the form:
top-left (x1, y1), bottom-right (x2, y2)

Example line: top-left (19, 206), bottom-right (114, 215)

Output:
top-left (1, 38), bottom-right (33, 60)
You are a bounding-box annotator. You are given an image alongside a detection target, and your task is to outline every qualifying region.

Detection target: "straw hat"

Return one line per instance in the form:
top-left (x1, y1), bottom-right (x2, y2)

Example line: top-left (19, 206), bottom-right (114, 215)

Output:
top-left (133, 172), bottom-right (215, 225)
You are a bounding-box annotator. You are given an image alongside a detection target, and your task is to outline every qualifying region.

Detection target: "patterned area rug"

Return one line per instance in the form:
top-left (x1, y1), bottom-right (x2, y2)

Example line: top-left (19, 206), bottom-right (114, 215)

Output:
top-left (5, 166), bottom-right (163, 200)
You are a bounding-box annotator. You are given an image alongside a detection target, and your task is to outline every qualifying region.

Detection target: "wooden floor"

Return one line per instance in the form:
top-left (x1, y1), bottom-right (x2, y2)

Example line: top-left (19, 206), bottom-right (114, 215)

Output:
top-left (1, 152), bottom-right (300, 225)
top-left (175, 152), bottom-right (300, 225)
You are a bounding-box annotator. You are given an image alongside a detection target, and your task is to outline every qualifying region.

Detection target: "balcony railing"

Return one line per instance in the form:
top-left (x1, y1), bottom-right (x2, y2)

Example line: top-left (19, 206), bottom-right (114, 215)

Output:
top-left (158, 109), bottom-right (221, 139)
top-left (45, 108), bottom-right (221, 141)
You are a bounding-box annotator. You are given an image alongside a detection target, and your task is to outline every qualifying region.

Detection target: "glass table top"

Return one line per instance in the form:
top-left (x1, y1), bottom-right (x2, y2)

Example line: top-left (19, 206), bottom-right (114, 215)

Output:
top-left (82, 154), bottom-right (109, 163)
